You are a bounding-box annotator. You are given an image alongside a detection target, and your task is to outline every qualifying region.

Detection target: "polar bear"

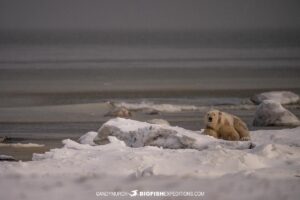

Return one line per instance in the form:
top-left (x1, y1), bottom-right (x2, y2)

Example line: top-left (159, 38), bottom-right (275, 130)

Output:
top-left (203, 110), bottom-right (250, 141)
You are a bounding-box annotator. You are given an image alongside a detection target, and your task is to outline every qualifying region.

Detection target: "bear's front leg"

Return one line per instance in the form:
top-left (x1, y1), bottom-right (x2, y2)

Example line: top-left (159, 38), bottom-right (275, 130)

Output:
top-left (203, 128), bottom-right (219, 139)
top-left (219, 127), bottom-right (240, 141)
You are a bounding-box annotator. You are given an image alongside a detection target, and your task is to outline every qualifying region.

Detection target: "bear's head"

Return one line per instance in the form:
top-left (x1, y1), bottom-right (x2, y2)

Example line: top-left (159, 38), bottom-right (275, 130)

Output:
top-left (204, 110), bottom-right (221, 129)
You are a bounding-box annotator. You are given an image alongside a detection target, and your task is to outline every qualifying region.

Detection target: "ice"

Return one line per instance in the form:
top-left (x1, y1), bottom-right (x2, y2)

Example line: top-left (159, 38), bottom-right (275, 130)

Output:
top-left (0, 143), bottom-right (45, 147)
top-left (115, 101), bottom-right (199, 112)
top-left (114, 101), bottom-right (257, 114)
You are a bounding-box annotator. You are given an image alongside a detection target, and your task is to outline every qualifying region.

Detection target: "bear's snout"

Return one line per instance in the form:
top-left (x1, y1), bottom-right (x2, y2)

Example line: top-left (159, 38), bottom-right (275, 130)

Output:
top-left (208, 116), bottom-right (213, 122)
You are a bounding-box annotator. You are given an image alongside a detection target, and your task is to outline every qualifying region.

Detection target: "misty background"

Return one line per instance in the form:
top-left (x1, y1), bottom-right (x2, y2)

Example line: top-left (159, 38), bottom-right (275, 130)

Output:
top-left (1, 0), bottom-right (300, 46)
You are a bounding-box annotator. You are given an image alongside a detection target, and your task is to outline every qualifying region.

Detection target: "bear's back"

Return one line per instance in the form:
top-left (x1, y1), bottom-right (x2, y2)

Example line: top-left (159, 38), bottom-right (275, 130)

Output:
top-left (217, 111), bottom-right (234, 129)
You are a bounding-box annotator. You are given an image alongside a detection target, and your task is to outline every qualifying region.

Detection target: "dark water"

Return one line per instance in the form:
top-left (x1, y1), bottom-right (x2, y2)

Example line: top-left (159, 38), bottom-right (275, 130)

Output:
top-left (0, 35), bottom-right (300, 140)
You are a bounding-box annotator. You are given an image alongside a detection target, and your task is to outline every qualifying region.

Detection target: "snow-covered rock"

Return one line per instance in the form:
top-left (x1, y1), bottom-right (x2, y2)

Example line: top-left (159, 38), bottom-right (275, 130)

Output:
top-left (93, 118), bottom-right (253, 150)
top-left (78, 131), bottom-right (98, 145)
top-left (147, 118), bottom-right (170, 126)
top-left (251, 91), bottom-right (299, 105)
top-left (253, 100), bottom-right (300, 126)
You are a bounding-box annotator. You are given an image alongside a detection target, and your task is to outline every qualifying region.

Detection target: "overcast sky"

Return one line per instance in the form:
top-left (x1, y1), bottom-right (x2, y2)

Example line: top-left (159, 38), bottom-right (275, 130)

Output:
top-left (0, 0), bottom-right (300, 32)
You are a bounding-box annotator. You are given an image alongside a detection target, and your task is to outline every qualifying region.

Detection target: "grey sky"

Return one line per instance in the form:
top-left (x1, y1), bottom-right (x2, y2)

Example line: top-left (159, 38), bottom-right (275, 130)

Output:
top-left (0, 0), bottom-right (300, 31)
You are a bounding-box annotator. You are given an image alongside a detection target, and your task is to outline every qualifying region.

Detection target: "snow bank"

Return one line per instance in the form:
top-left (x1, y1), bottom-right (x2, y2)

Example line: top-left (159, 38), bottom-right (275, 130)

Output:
top-left (5, 127), bottom-right (298, 178)
top-left (253, 100), bottom-right (300, 126)
top-left (251, 91), bottom-right (300, 105)
top-left (93, 118), bottom-right (253, 150)
top-left (1, 122), bottom-right (300, 200)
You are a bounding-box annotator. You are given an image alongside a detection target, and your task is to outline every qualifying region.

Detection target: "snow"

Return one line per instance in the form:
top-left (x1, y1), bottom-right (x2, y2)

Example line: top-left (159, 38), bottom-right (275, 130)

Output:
top-left (253, 100), bottom-right (300, 126)
top-left (78, 131), bottom-right (98, 145)
top-left (251, 91), bottom-right (300, 105)
top-left (1, 119), bottom-right (300, 200)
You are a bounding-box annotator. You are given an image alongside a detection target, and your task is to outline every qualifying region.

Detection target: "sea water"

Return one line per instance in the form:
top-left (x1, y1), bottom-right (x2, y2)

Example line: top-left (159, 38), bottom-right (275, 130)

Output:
top-left (0, 31), bottom-right (300, 139)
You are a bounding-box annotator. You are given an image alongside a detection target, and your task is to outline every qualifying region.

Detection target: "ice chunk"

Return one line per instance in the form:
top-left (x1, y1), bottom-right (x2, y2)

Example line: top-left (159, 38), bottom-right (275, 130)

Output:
top-left (253, 100), bottom-right (300, 126)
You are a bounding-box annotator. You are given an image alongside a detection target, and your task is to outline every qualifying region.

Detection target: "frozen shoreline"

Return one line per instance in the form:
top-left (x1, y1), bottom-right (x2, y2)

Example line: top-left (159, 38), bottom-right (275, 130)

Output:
top-left (0, 120), bottom-right (300, 200)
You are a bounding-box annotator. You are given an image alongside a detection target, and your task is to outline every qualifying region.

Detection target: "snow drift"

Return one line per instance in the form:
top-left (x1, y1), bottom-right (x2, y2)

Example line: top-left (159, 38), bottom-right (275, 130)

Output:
top-left (1, 119), bottom-right (300, 200)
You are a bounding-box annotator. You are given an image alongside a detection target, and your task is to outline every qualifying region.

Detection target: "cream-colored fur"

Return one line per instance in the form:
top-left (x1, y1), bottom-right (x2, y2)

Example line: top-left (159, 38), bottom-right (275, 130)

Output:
top-left (203, 110), bottom-right (250, 141)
